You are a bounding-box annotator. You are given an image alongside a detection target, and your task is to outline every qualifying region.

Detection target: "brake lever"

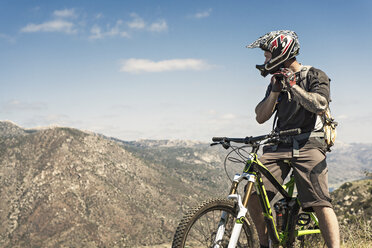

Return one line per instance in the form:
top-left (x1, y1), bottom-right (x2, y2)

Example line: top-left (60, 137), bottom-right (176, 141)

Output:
top-left (210, 141), bottom-right (231, 150)
top-left (210, 141), bottom-right (231, 149)
top-left (222, 141), bottom-right (230, 150)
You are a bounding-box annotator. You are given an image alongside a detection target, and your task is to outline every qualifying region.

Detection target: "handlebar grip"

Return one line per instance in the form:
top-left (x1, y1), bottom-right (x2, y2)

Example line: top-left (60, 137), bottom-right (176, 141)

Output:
top-left (212, 137), bottom-right (225, 142)
top-left (279, 128), bottom-right (301, 136)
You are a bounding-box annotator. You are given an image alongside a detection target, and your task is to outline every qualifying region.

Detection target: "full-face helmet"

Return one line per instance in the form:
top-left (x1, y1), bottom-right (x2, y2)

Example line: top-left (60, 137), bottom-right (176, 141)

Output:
top-left (247, 30), bottom-right (300, 77)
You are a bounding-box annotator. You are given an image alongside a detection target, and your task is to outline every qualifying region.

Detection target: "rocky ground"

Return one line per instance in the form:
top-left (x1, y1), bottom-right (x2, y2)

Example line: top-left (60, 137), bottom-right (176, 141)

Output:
top-left (331, 178), bottom-right (372, 225)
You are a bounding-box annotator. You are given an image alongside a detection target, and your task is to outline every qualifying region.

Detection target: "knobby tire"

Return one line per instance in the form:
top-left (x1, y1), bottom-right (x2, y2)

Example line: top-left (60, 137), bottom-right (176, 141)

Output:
top-left (172, 198), bottom-right (259, 248)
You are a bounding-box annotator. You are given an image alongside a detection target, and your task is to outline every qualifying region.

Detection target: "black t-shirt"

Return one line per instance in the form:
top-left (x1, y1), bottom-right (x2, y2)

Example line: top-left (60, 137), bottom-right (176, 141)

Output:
top-left (261, 66), bottom-right (331, 149)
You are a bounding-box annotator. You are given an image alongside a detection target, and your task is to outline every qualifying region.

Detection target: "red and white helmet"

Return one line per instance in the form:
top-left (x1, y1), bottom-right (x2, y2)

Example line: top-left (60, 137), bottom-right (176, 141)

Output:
top-left (247, 30), bottom-right (300, 77)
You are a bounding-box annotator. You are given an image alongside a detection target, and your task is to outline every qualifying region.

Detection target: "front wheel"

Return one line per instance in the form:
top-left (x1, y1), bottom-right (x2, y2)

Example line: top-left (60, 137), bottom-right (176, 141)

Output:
top-left (172, 198), bottom-right (259, 248)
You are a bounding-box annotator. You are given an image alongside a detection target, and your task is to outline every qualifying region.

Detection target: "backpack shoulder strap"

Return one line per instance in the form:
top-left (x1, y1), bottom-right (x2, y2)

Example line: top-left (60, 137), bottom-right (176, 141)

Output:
top-left (299, 65), bottom-right (312, 81)
top-left (271, 65), bottom-right (312, 133)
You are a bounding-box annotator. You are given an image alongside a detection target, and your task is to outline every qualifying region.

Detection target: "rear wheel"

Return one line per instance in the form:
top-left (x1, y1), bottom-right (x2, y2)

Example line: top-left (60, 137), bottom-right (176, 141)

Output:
top-left (172, 198), bottom-right (259, 248)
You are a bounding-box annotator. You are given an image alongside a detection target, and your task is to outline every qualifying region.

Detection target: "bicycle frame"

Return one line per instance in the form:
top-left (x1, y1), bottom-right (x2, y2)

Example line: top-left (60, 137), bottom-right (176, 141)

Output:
top-left (215, 150), bottom-right (321, 248)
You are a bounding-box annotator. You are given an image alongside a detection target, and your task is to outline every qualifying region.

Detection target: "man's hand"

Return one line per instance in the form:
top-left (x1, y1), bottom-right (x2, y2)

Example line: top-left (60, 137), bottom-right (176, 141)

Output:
top-left (280, 68), bottom-right (296, 87)
top-left (270, 72), bottom-right (285, 92)
top-left (271, 68), bottom-right (297, 90)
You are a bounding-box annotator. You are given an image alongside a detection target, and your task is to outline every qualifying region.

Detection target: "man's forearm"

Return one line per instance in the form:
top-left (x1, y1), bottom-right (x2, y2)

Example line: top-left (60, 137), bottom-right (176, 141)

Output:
top-left (255, 92), bottom-right (279, 124)
top-left (291, 85), bottom-right (328, 114)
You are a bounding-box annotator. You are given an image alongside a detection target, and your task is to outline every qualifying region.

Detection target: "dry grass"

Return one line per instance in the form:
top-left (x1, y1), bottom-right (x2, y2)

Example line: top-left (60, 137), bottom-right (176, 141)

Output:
top-left (305, 213), bottom-right (372, 248)
top-left (140, 213), bottom-right (371, 248)
top-left (137, 244), bottom-right (170, 248)
top-left (339, 213), bottom-right (372, 248)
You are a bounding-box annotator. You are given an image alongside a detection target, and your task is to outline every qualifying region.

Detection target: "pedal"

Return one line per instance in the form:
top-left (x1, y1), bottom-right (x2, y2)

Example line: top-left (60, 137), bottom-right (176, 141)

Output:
top-left (297, 213), bottom-right (311, 226)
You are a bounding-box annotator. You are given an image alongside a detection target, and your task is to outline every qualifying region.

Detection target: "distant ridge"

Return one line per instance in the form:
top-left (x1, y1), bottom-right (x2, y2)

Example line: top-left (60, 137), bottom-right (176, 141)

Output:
top-left (0, 121), bottom-right (371, 247)
top-left (0, 120), bottom-right (28, 137)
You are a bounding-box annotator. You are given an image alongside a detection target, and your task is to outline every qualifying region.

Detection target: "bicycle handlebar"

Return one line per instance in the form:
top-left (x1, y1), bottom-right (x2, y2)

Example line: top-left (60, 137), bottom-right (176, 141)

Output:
top-left (212, 135), bottom-right (268, 144)
top-left (212, 128), bottom-right (301, 144)
top-left (278, 128), bottom-right (301, 136)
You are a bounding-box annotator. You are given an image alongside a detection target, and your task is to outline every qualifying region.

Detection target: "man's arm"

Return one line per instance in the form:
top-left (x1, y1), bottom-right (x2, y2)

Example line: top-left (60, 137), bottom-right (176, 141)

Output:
top-left (291, 85), bottom-right (328, 114)
top-left (255, 91), bottom-right (279, 124)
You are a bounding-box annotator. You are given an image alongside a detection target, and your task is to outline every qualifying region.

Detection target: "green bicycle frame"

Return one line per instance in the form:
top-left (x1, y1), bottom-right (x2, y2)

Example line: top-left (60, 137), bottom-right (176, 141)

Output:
top-left (239, 152), bottom-right (321, 247)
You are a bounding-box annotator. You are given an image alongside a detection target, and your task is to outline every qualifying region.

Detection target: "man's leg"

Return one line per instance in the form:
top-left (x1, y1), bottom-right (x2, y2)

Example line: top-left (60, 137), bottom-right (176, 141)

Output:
top-left (247, 147), bottom-right (292, 247)
top-left (293, 148), bottom-right (339, 247)
top-left (248, 194), bottom-right (268, 247)
top-left (313, 206), bottom-right (340, 248)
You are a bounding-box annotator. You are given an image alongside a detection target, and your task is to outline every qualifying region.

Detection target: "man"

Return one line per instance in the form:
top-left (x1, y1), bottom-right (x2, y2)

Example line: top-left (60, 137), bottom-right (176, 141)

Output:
top-left (246, 30), bottom-right (340, 248)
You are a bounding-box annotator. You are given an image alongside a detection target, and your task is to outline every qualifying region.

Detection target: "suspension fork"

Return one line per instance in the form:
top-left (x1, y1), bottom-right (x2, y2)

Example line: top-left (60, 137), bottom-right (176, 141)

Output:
top-left (228, 173), bottom-right (256, 248)
top-left (213, 173), bottom-right (256, 248)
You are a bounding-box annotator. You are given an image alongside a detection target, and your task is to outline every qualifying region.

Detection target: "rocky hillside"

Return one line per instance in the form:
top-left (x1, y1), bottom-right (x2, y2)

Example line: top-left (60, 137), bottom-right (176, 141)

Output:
top-left (0, 121), bottom-right (371, 247)
top-left (0, 121), bottom-right (229, 247)
top-left (331, 178), bottom-right (372, 246)
top-left (332, 177), bottom-right (372, 224)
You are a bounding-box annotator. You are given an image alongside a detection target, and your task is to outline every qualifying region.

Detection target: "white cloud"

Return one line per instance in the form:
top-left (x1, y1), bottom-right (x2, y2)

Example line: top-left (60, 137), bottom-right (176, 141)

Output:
top-left (89, 25), bottom-right (103, 39)
top-left (20, 20), bottom-right (76, 34)
top-left (19, 11), bottom-right (167, 39)
top-left (192, 9), bottom-right (212, 19)
top-left (127, 13), bottom-right (167, 32)
top-left (127, 13), bottom-right (146, 29)
top-left (89, 20), bottom-right (130, 40)
top-left (53, 8), bottom-right (77, 18)
top-left (148, 20), bottom-right (168, 32)
top-left (20, 9), bottom-right (78, 34)
top-left (120, 58), bottom-right (212, 73)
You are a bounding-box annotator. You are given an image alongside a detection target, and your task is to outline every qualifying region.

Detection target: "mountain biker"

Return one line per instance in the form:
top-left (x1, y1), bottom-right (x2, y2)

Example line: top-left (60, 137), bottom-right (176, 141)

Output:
top-left (246, 30), bottom-right (340, 248)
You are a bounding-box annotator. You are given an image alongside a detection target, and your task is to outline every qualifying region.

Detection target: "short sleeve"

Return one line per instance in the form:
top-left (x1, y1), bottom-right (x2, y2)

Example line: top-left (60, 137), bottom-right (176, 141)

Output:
top-left (307, 68), bottom-right (330, 102)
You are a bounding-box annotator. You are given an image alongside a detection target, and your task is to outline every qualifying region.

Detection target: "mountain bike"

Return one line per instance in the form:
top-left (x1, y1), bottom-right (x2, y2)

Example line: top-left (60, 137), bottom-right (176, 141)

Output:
top-left (172, 129), bottom-right (323, 248)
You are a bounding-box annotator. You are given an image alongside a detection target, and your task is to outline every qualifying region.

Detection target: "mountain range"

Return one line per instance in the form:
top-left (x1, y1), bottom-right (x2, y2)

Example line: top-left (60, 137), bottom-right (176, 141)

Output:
top-left (0, 121), bottom-right (370, 247)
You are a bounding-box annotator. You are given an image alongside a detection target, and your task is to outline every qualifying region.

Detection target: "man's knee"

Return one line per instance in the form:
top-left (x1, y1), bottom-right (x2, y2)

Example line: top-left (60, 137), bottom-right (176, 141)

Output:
top-left (313, 205), bottom-right (334, 213)
top-left (313, 205), bottom-right (337, 221)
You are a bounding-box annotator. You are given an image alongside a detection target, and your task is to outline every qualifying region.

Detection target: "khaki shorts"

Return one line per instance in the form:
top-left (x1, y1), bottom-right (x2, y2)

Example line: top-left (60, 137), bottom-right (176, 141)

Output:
top-left (254, 145), bottom-right (332, 212)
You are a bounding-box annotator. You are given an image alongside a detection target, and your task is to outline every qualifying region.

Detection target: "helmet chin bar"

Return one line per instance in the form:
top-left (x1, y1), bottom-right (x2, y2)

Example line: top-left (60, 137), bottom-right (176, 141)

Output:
top-left (256, 63), bottom-right (283, 77)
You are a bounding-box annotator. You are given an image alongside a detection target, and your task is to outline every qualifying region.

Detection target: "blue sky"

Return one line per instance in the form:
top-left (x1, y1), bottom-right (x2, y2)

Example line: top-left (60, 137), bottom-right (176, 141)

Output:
top-left (1, 0), bottom-right (372, 143)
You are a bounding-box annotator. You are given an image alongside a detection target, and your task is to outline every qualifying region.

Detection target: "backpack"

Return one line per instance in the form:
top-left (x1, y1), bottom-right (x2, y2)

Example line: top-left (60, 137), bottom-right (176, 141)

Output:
top-left (300, 66), bottom-right (338, 151)
top-left (322, 107), bottom-right (338, 150)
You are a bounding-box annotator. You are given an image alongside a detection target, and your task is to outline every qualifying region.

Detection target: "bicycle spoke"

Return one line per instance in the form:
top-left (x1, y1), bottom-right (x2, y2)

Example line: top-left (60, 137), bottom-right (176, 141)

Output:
top-left (173, 199), bottom-right (258, 248)
top-left (192, 220), bottom-right (210, 246)
top-left (188, 211), bottom-right (218, 246)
